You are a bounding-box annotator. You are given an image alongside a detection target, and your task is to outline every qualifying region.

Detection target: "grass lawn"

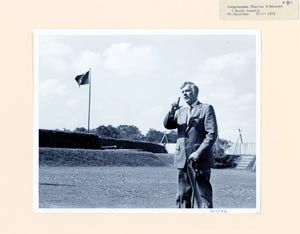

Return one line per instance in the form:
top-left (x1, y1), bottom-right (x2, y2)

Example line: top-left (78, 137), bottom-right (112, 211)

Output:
top-left (39, 166), bottom-right (256, 209)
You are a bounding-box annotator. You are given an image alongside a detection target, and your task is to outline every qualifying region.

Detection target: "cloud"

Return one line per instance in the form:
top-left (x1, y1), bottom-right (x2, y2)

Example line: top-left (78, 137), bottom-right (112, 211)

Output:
top-left (232, 92), bottom-right (256, 106)
top-left (39, 42), bottom-right (72, 57)
top-left (66, 98), bottom-right (80, 107)
top-left (39, 41), bottom-right (73, 73)
top-left (75, 50), bottom-right (101, 73)
top-left (39, 79), bottom-right (68, 97)
top-left (209, 89), bottom-right (235, 102)
top-left (39, 42), bottom-right (101, 75)
top-left (101, 43), bottom-right (157, 75)
top-left (201, 52), bottom-right (247, 72)
top-left (194, 50), bottom-right (255, 86)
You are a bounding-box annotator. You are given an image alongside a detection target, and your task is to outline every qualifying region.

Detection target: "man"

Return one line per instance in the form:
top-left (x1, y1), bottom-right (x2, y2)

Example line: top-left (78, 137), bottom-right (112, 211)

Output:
top-left (164, 81), bottom-right (218, 208)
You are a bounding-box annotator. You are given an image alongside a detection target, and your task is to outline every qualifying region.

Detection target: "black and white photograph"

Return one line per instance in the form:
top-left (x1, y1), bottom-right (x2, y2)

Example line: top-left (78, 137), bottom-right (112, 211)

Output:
top-left (34, 30), bottom-right (260, 212)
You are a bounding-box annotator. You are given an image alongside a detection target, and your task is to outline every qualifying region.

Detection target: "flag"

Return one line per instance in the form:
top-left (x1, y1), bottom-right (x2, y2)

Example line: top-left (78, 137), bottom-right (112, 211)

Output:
top-left (75, 71), bottom-right (90, 87)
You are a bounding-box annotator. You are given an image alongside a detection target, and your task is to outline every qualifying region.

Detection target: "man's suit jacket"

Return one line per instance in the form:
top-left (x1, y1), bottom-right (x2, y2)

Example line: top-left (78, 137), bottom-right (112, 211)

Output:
top-left (164, 101), bottom-right (218, 169)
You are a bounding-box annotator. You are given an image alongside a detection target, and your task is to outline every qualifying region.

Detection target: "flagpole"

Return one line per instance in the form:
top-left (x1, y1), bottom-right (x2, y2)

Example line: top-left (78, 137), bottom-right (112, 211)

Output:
top-left (88, 68), bottom-right (91, 133)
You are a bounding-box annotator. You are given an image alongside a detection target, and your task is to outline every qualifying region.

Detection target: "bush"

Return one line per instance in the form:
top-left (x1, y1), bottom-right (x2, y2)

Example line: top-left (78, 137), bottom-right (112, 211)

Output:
top-left (98, 137), bottom-right (167, 153)
top-left (39, 129), bottom-right (101, 149)
top-left (39, 148), bottom-right (168, 167)
top-left (39, 129), bottom-right (167, 153)
top-left (214, 154), bottom-right (240, 168)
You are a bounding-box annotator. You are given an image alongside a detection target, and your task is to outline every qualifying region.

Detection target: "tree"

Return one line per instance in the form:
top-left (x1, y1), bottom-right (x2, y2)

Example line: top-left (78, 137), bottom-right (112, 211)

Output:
top-left (145, 129), bottom-right (164, 143)
top-left (213, 138), bottom-right (233, 157)
top-left (62, 128), bottom-right (71, 132)
top-left (117, 125), bottom-right (143, 140)
top-left (95, 125), bottom-right (120, 138)
top-left (73, 127), bottom-right (88, 133)
top-left (167, 130), bottom-right (177, 143)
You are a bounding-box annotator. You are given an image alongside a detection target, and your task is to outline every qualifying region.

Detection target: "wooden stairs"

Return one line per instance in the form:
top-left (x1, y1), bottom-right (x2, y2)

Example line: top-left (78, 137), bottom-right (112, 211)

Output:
top-left (235, 155), bottom-right (256, 170)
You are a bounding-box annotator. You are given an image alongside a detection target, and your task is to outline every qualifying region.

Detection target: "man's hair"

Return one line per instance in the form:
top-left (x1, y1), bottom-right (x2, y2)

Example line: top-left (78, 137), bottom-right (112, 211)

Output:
top-left (180, 81), bottom-right (199, 97)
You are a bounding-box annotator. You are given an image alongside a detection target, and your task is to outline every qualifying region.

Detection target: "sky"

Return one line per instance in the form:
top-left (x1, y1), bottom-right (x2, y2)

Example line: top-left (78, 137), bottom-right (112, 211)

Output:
top-left (37, 30), bottom-right (258, 143)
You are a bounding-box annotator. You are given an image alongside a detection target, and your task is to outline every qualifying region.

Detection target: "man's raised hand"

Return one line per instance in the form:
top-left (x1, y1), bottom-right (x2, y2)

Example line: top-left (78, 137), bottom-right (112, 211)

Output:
top-left (170, 97), bottom-right (181, 114)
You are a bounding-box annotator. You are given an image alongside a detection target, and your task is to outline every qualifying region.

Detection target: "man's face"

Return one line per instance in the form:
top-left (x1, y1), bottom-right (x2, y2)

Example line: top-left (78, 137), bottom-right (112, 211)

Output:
top-left (181, 84), bottom-right (197, 105)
